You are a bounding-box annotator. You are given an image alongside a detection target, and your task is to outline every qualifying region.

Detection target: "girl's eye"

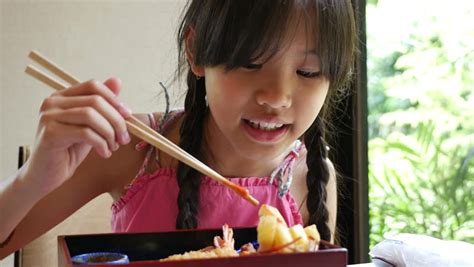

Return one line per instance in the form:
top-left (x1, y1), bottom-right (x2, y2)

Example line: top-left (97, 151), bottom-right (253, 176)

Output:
top-left (297, 69), bottom-right (321, 78)
top-left (243, 63), bottom-right (263, 70)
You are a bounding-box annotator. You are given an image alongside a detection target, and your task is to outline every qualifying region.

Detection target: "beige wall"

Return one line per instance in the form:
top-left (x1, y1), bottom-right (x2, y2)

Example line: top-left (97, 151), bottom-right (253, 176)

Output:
top-left (0, 0), bottom-right (187, 183)
top-left (1, 1), bottom-right (188, 265)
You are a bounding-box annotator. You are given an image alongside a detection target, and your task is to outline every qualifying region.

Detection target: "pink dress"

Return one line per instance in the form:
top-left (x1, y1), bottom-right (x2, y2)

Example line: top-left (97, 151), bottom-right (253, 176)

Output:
top-left (111, 110), bottom-right (304, 233)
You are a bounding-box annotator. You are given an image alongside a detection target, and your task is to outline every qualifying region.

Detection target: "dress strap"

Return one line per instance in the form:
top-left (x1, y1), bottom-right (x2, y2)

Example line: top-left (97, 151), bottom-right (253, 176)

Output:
top-left (270, 139), bottom-right (304, 197)
top-left (135, 113), bottom-right (159, 151)
top-left (130, 110), bottom-right (184, 186)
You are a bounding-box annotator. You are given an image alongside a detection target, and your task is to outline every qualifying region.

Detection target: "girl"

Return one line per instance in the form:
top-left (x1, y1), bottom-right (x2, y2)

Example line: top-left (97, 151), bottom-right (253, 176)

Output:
top-left (0, 0), bottom-right (356, 258)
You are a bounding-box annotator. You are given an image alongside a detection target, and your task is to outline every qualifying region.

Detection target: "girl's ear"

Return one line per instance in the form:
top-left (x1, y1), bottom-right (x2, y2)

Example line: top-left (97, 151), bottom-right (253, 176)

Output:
top-left (184, 27), bottom-right (205, 77)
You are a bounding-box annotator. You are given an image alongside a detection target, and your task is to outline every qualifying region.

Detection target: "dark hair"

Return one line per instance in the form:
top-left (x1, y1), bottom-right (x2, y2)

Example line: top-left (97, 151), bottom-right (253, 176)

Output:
top-left (175, 0), bottom-right (356, 241)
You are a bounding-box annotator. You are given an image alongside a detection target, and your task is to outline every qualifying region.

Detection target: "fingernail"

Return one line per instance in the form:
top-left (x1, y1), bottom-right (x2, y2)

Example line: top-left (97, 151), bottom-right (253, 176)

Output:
top-left (118, 131), bottom-right (131, 144)
top-left (118, 102), bottom-right (132, 117)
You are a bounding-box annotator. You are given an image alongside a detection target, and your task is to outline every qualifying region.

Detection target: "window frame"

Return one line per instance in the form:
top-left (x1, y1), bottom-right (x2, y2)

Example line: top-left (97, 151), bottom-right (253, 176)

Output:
top-left (332, 0), bottom-right (369, 264)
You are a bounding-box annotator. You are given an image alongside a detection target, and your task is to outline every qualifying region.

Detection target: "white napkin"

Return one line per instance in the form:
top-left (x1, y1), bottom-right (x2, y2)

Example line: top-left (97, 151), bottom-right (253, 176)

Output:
top-left (369, 233), bottom-right (474, 267)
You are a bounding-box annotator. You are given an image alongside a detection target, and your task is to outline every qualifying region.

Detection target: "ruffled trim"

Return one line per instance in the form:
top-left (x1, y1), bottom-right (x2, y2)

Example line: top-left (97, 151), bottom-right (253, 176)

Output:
top-left (111, 167), bottom-right (280, 214)
top-left (111, 168), bottom-right (170, 214)
top-left (200, 173), bottom-right (280, 187)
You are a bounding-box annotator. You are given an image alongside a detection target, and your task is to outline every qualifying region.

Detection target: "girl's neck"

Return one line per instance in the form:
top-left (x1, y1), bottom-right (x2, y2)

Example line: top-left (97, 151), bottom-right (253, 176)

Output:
top-left (201, 113), bottom-right (291, 178)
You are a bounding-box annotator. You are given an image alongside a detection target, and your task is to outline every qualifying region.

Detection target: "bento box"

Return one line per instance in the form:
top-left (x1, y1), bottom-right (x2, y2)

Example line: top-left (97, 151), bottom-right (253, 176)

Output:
top-left (58, 227), bottom-right (347, 266)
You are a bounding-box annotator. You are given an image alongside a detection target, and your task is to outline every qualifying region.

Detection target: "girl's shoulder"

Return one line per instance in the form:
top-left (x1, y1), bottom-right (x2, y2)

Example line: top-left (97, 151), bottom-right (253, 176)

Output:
top-left (136, 109), bottom-right (184, 147)
top-left (150, 110), bottom-right (185, 169)
top-left (100, 114), bottom-right (150, 194)
top-left (102, 111), bottom-right (183, 195)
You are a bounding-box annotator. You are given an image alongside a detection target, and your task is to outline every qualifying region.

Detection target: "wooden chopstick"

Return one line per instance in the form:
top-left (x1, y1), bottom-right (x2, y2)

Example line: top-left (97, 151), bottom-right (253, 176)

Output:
top-left (28, 51), bottom-right (81, 85)
top-left (25, 50), bottom-right (259, 206)
top-left (25, 65), bottom-right (68, 91)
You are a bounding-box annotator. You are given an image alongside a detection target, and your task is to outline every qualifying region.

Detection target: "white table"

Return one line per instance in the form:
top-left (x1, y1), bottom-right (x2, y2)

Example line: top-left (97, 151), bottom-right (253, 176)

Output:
top-left (348, 263), bottom-right (375, 266)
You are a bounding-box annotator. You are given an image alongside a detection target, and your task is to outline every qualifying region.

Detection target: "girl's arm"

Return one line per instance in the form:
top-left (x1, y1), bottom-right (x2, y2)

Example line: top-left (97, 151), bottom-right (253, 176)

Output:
top-left (0, 166), bottom-right (45, 245)
top-left (0, 127), bottom-right (145, 260)
top-left (0, 77), bottom-right (133, 258)
top-left (0, 148), bottom-right (112, 258)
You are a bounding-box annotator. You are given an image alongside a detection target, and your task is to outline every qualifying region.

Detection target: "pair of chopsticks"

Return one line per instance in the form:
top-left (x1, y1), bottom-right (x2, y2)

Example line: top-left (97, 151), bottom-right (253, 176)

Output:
top-left (25, 50), bottom-right (259, 206)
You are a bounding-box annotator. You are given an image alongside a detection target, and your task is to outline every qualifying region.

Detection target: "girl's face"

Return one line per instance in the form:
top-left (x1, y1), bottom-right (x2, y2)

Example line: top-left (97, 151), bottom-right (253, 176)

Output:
top-left (203, 23), bottom-right (329, 162)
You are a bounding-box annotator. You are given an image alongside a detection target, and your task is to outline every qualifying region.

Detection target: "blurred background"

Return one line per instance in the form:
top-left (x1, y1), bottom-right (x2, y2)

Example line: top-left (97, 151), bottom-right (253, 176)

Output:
top-left (1, 0), bottom-right (473, 266)
top-left (1, 0), bottom-right (186, 190)
top-left (1, 1), bottom-right (186, 265)
top-left (367, 0), bottom-right (474, 248)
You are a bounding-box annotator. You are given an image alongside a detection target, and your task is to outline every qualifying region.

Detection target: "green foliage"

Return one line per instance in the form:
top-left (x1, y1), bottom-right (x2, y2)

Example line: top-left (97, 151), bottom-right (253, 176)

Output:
top-left (367, 0), bottom-right (474, 249)
top-left (369, 122), bottom-right (474, 247)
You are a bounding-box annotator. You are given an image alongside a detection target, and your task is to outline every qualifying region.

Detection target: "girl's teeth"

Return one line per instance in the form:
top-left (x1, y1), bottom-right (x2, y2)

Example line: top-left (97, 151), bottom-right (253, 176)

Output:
top-left (248, 120), bottom-right (284, 131)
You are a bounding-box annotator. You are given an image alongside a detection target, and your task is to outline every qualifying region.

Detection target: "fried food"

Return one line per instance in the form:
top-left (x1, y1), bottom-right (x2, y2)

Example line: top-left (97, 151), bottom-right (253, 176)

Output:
top-left (160, 224), bottom-right (238, 261)
top-left (257, 215), bottom-right (278, 251)
top-left (161, 204), bottom-right (322, 261)
top-left (160, 246), bottom-right (238, 261)
top-left (257, 204), bottom-right (320, 253)
top-left (258, 204), bottom-right (288, 227)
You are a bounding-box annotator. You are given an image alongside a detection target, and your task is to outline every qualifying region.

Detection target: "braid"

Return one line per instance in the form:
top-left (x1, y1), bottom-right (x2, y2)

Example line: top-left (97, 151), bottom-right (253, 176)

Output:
top-left (304, 115), bottom-right (332, 241)
top-left (176, 71), bottom-right (207, 229)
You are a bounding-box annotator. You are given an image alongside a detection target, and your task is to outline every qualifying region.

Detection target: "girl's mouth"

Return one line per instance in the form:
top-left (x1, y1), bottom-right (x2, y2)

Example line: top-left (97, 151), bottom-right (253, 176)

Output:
top-left (242, 119), bottom-right (290, 143)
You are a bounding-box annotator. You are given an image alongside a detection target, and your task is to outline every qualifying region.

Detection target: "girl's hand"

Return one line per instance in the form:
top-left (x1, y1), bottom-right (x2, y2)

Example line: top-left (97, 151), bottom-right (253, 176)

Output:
top-left (23, 77), bottom-right (132, 195)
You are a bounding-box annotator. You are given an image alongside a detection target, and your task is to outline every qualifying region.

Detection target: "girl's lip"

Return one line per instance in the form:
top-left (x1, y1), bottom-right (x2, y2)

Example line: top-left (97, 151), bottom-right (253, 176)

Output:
top-left (243, 117), bottom-right (289, 125)
top-left (241, 119), bottom-right (290, 143)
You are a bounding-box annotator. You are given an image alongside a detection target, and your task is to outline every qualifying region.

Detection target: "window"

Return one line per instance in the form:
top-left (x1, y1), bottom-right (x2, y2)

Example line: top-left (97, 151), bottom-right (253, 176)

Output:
top-left (367, 0), bottom-right (473, 257)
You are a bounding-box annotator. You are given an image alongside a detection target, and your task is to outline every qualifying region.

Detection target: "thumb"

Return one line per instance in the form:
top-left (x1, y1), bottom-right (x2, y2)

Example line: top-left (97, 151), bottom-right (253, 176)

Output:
top-left (103, 77), bottom-right (122, 96)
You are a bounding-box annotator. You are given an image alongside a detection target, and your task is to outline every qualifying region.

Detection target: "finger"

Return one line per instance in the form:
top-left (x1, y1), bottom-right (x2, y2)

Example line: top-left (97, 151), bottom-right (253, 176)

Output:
top-left (59, 79), bottom-right (132, 118)
top-left (103, 77), bottom-right (121, 96)
top-left (40, 95), bottom-right (130, 145)
top-left (41, 120), bottom-right (112, 159)
top-left (41, 107), bottom-right (119, 152)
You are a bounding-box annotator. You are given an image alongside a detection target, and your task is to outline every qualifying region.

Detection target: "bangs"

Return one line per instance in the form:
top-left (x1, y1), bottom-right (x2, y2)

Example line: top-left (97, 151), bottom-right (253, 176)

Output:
top-left (178, 0), bottom-right (355, 90)
top-left (183, 0), bottom-right (300, 69)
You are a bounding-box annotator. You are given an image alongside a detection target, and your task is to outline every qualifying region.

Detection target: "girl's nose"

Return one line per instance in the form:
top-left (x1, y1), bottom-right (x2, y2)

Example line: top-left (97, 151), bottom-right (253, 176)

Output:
top-left (255, 76), bottom-right (293, 109)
